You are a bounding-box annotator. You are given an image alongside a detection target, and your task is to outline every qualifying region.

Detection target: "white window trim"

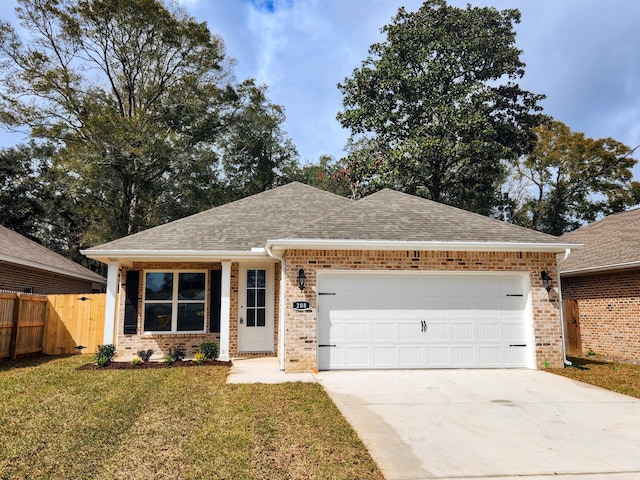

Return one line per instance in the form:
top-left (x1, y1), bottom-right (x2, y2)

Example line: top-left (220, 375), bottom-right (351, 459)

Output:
top-left (142, 270), bottom-right (208, 334)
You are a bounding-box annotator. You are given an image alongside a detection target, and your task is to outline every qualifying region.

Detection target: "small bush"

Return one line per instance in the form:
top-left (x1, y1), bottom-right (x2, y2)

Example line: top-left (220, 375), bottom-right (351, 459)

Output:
top-left (194, 352), bottom-right (206, 364)
top-left (199, 342), bottom-right (219, 360)
top-left (137, 349), bottom-right (154, 362)
top-left (131, 356), bottom-right (143, 366)
top-left (163, 356), bottom-right (173, 366)
top-left (168, 345), bottom-right (186, 362)
top-left (96, 344), bottom-right (116, 367)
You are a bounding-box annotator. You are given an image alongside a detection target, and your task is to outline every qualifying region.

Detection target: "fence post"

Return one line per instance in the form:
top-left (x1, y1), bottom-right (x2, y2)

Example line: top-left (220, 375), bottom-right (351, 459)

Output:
top-left (9, 293), bottom-right (22, 360)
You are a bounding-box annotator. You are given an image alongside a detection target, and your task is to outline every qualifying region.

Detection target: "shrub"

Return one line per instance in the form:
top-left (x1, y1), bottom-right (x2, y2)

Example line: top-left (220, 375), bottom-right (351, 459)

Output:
top-left (168, 345), bottom-right (186, 362)
top-left (136, 349), bottom-right (154, 362)
top-left (96, 344), bottom-right (116, 367)
top-left (194, 352), bottom-right (206, 364)
top-left (199, 342), bottom-right (219, 360)
top-left (163, 356), bottom-right (173, 366)
top-left (131, 356), bottom-right (143, 366)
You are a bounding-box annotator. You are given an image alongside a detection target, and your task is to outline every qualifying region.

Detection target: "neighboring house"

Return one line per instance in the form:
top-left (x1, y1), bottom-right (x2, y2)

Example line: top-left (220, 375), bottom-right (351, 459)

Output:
top-left (0, 225), bottom-right (106, 294)
top-left (560, 208), bottom-right (640, 363)
top-left (82, 182), bottom-right (579, 372)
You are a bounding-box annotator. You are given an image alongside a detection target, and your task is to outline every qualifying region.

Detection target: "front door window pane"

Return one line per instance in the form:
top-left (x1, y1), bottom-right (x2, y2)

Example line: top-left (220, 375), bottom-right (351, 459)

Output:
top-left (246, 269), bottom-right (266, 328)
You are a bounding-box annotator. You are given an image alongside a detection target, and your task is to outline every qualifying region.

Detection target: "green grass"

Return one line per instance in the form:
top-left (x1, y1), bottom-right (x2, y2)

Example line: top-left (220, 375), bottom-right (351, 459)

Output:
top-left (0, 355), bottom-right (383, 480)
top-left (547, 356), bottom-right (640, 399)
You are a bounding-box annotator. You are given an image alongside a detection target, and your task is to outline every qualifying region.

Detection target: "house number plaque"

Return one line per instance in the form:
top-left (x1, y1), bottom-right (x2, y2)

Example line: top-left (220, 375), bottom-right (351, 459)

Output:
top-left (292, 301), bottom-right (311, 311)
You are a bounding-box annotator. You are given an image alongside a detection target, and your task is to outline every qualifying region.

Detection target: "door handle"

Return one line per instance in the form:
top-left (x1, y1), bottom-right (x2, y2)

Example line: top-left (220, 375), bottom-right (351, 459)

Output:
top-left (239, 317), bottom-right (244, 324)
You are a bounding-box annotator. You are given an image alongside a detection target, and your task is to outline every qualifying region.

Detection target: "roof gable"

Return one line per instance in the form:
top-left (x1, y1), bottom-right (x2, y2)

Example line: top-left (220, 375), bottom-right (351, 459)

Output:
top-left (560, 208), bottom-right (640, 275)
top-left (0, 225), bottom-right (106, 283)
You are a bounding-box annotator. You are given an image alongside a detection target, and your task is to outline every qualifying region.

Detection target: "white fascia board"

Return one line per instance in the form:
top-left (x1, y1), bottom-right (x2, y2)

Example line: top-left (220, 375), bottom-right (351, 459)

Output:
top-left (265, 239), bottom-right (582, 253)
top-left (80, 249), bottom-right (269, 263)
top-left (0, 253), bottom-right (106, 284)
top-left (560, 261), bottom-right (640, 277)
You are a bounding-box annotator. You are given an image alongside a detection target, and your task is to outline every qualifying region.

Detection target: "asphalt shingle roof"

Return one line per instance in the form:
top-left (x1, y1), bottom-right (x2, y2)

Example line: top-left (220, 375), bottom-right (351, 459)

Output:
top-left (559, 208), bottom-right (640, 275)
top-left (283, 188), bottom-right (564, 243)
top-left (0, 225), bottom-right (106, 283)
top-left (86, 182), bottom-right (567, 255)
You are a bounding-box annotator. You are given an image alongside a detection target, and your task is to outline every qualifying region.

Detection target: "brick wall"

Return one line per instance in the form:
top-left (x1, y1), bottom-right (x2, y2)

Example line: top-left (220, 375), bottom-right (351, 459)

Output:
top-left (562, 269), bottom-right (640, 363)
top-left (0, 262), bottom-right (98, 294)
top-left (117, 262), bottom-right (222, 359)
top-left (282, 249), bottom-right (563, 373)
top-left (115, 261), bottom-right (280, 360)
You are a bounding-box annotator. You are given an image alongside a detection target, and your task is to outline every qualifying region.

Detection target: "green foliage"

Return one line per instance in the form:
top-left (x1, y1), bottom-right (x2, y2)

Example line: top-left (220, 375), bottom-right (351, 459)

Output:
top-left (198, 342), bottom-right (219, 360)
top-left (95, 344), bottom-right (116, 367)
top-left (298, 155), bottom-right (352, 197)
top-left (194, 352), bottom-right (206, 364)
top-left (0, 0), bottom-right (299, 250)
top-left (337, 0), bottom-right (546, 214)
top-left (131, 356), bottom-right (143, 366)
top-left (511, 120), bottom-right (640, 234)
top-left (168, 345), bottom-right (186, 362)
top-left (163, 356), bottom-right (174, 366)
top-left (136, 349), bottom-right (154, 362)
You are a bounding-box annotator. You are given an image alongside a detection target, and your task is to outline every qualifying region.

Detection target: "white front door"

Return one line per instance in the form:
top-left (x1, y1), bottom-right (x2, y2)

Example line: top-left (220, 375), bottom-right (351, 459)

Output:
top-left (238, 264), bottom-right (274, 352)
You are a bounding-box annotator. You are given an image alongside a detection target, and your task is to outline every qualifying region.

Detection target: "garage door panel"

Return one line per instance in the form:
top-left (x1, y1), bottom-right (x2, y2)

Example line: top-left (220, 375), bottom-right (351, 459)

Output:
top-left (318, 273), bottom-right (532, 370)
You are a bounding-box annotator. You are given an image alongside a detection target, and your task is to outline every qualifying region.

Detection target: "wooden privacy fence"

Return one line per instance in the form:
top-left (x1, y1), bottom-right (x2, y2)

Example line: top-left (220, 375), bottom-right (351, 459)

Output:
top-left (0, 292), bottom-right (106, 359)
top-left (44, 294), bottom-right (106, 355)
top-left (0, 292), bottom-right (48, 360)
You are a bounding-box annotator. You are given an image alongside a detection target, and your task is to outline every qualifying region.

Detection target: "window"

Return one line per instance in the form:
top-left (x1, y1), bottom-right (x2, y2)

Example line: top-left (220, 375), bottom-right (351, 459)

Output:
top-left (246, 269), bottom-right (266, 327)
top-left (143, 271), bottom-right (207, 333)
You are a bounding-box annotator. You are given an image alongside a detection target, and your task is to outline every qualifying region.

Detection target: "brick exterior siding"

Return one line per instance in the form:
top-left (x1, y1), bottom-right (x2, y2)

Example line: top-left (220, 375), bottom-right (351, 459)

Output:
top-left (561, 269), bottom-right (640, 363)
top-left (0, 262), bottom-right (99, 294)
top-left (115, 261), bottom-right (280, 360)
top-left (111, 252), bottom-right (564, 370)
top-left (282, 249), bottom-right (563, 372)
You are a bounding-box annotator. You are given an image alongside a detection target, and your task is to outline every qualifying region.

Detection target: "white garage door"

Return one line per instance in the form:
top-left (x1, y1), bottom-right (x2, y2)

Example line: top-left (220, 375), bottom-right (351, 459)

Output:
top-left (317, 273), bottom-right (532, 370)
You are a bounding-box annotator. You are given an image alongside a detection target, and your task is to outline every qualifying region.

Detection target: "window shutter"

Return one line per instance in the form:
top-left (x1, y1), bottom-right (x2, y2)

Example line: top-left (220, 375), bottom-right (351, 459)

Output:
top-left (210, 269), bottom-right (222, 333)
top-left (124, 270), bottom-right (140, 335)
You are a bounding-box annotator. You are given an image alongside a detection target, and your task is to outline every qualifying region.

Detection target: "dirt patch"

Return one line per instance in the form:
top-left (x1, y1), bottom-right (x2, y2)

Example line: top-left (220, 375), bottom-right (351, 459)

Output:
top-left (77, 359), bottom-right (232, 370)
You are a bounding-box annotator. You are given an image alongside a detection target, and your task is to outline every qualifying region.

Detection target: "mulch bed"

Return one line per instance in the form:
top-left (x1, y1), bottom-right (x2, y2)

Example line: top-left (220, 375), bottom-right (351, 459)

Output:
top-left (77, 359), bottom-right (232, 370)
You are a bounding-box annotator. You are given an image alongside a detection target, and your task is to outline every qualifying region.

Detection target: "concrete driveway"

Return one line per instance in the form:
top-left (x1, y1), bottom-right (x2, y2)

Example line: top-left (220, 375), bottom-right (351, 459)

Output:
top-left (317, 369), bottom-right (640, 480)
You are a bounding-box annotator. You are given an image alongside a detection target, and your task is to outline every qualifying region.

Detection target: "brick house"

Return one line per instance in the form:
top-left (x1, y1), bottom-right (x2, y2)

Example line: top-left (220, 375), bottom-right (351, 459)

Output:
top-left (560, 208), bottom-right (640, 363)
top-left (0, 225), bottom-right (106, 294)
top-left (82, 182), bottom-right (578, 372)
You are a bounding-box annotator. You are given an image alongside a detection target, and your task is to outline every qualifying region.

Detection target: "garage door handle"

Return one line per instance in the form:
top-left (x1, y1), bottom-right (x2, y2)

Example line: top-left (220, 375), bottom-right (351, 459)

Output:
top-left (319, 344), bottom-right (337, 347)
top-left (509, 344), bottom-right (526, 347)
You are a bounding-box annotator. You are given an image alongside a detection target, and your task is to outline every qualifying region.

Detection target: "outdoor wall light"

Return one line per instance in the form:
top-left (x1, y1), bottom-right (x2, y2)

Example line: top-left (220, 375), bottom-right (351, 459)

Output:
top-left (297, 268), bottom-right (307, 291)
top-left (540, 270), bottom-right (553, 292)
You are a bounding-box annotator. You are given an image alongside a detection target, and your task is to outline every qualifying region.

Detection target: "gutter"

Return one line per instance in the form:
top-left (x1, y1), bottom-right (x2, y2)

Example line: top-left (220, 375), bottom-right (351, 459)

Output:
top-left (0, 253), bottom-right (106, 284)
top-left (266, 238), bottom-right (581, 253)
top-left (266, 244), bottom-right (286, 372)
top-left (557, 248), bottom-right (573, 367)
top-left (80, 248), bottom-right (268, 263)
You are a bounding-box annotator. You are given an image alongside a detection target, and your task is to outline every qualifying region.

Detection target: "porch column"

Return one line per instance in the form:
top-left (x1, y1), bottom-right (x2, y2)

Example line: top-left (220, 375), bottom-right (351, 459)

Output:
top-left (103, 261), bottom-right (119, 345)
top-left (218, 261), bottom-right (231, 361)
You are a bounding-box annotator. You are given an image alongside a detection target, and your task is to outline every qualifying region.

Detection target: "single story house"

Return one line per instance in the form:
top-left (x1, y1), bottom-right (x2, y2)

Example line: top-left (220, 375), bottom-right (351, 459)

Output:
top-left (0, 225), bottom-right (106, 294)
top-left (560, 208), bottom-right (640, 363)
top-left (82, 182), bottom-right (579, 372)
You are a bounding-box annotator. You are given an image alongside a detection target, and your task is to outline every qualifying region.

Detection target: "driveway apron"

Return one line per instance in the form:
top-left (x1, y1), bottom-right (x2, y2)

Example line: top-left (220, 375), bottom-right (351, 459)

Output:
top-left (317, 369), bottom-right (640, 480)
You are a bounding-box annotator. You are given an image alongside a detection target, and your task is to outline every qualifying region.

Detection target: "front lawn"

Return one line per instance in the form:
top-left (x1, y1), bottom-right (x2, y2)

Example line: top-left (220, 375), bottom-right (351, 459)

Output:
top-left (547, 356), bottom-right (640, 399)
top-left (0, 355), bottom-right (383, 480)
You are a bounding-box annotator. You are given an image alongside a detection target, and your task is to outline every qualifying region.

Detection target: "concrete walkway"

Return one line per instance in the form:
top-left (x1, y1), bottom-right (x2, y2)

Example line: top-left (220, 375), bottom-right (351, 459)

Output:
top-left (226, 356), bottom-right (317, 384)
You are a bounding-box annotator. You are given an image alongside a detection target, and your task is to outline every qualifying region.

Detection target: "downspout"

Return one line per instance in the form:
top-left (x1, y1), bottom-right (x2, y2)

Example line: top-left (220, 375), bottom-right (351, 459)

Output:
top-left (266, 244), bottom-right (286, 371)
top-left (557, 248), bottom-right (572, 367)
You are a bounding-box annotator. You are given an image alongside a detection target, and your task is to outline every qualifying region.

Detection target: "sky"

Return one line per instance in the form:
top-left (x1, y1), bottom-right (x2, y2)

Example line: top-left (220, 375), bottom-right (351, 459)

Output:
top-left (2, 0), bottom-right (640, 173)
